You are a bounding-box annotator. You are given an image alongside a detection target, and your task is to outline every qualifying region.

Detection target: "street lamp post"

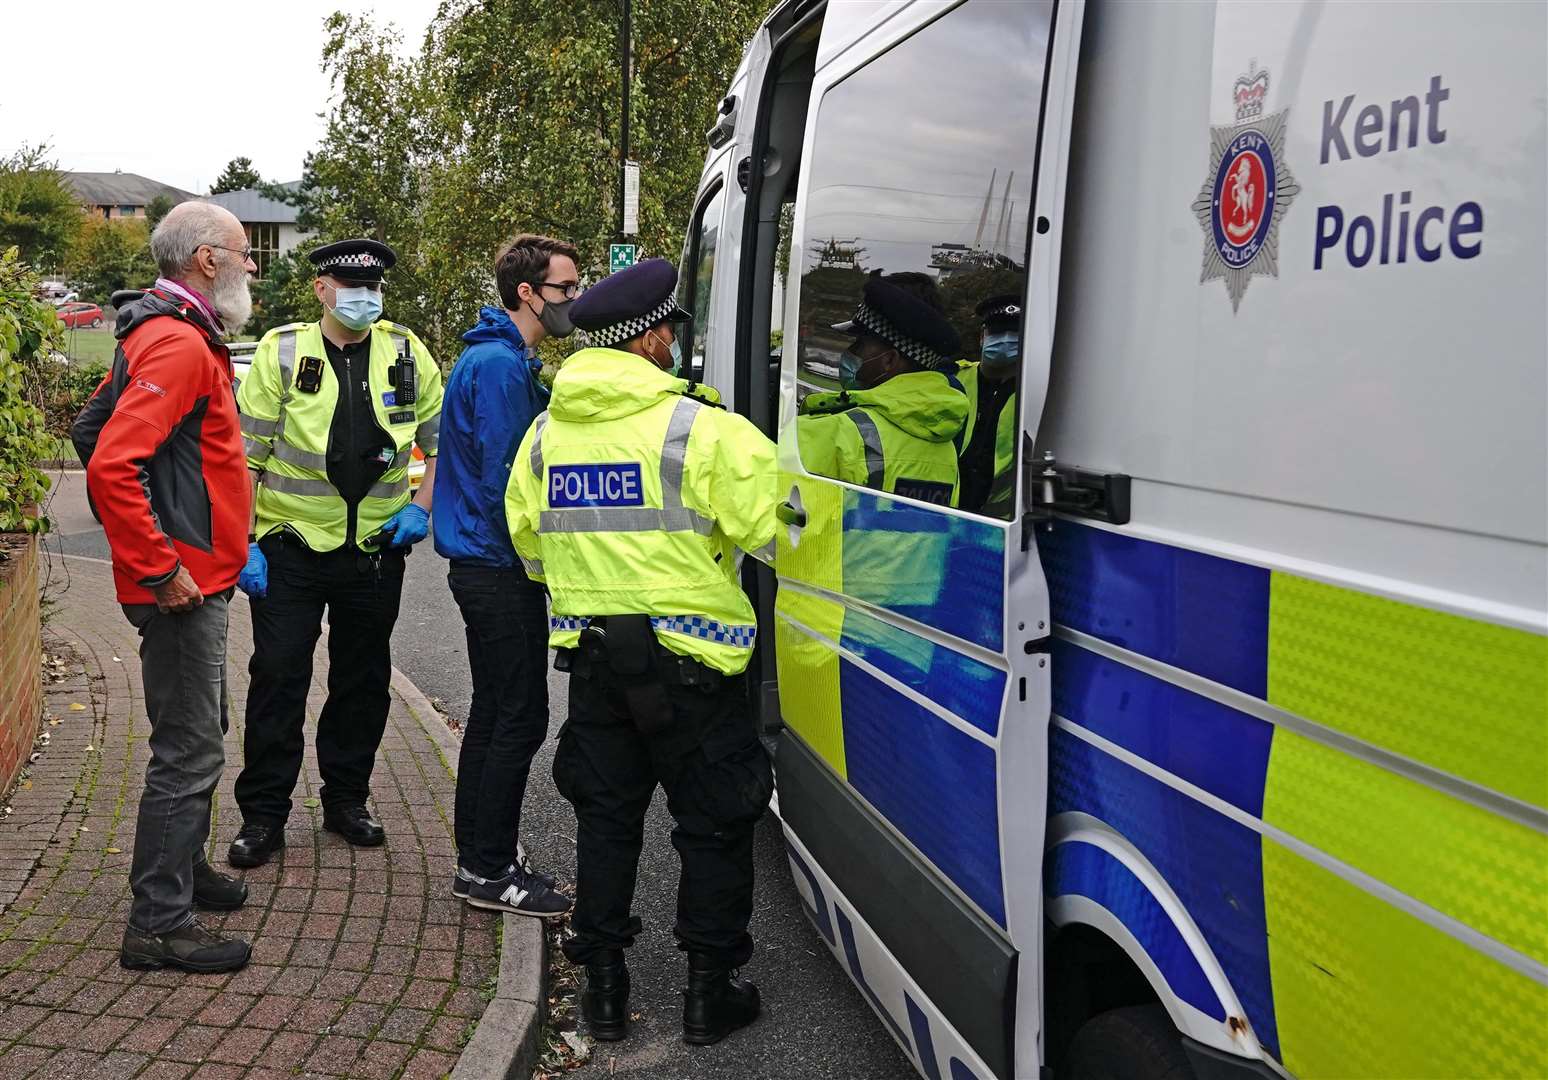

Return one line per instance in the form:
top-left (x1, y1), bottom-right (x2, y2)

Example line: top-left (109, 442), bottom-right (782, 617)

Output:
top-left (618, 0), bottom-right (631, 239)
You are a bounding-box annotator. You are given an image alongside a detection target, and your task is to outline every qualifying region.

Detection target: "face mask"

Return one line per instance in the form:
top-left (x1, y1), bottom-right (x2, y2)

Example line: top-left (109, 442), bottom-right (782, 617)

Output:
top-left (840, 350), bottom-right (862, 390)
top-left (668, 337), bottom-right (683, 376)
top-left (532, 296), bottom-right (575, 339)
top-left (330, 285), bottom-right (381, 330)
top-left (981, 331), bottom-right (1020, 372)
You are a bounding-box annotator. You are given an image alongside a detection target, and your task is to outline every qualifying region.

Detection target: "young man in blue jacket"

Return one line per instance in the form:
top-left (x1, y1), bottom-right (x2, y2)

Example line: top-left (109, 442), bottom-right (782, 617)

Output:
top-left (433, 234), bottom-right (580, 917)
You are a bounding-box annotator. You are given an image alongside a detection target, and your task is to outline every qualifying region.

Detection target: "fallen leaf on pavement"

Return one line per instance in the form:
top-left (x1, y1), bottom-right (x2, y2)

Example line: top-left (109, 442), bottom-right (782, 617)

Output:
top-left (68, 703), bottom-right (85, 712)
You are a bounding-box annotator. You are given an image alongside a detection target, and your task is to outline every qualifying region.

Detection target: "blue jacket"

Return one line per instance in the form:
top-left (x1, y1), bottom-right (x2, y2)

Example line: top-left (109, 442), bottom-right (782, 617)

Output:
top-left (433, 307), bottom-right (549, 567)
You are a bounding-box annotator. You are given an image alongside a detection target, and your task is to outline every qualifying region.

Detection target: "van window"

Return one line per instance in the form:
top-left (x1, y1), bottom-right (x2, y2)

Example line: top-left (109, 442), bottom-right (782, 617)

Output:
top-left (794, 0), bottom-right (1053, 516)
top-left (679, 180), bottom-right (726, 382)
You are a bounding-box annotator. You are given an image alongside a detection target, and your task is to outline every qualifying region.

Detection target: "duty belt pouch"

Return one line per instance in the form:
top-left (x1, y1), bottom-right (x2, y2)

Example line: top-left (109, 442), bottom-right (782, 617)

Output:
top-left (604, 615), bottom-right (675, 737)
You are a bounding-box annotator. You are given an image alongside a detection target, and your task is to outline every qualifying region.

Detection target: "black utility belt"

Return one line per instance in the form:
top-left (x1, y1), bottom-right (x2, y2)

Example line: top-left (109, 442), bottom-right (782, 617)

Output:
top-left (554, 616), bottom-right (722, 689)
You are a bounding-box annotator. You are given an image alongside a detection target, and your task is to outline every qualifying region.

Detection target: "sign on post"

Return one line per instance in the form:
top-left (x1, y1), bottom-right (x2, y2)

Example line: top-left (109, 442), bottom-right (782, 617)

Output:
top-left (622, 160), bottom-right (641, 236)
top-left (609, 244), bottom-right (638, 273)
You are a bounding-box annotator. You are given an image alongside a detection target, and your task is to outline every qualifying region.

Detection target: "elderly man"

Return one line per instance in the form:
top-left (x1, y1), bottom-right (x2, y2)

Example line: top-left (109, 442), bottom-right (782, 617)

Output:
top-left (74, 201), bottom-right (256, 972)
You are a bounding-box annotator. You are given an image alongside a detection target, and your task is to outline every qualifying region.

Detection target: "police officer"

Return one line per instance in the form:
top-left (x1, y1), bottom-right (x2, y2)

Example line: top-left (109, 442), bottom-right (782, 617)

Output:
top-left (229, 239), bottom-right (443, 866)
top-left (958, 293), bottom-right (1022, 514)
top-left (505, 258), bottom-right (777, 1047)
top-left (797, 273), bottom-right (967, 504)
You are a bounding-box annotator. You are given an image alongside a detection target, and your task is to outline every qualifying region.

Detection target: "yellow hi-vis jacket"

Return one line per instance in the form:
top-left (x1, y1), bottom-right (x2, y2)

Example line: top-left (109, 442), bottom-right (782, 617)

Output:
top-left (957, 360), bottom-right (1019, 516)
top-left (796, 370), bottom-right (968, 506)
top-left (505, 348), bottom-right (778, 676)
top-left (237, 320), bottom-right (443, 552)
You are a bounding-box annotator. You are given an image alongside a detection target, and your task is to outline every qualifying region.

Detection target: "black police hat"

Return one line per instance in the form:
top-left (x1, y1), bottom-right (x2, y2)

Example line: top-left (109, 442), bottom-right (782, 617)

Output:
top-left (570, 258), bottom-right (692, 348)
top-left (834, 275), bottom-right (960, 371)
top-left (975, 293), bottom-right (1023, 332)
top-left (308, 238), bottom-right (397, 283)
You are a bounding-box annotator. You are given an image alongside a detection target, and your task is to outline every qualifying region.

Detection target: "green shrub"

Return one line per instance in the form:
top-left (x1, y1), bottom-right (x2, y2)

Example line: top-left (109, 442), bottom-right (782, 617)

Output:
top-left (0, 247), bottom-right (64, 532)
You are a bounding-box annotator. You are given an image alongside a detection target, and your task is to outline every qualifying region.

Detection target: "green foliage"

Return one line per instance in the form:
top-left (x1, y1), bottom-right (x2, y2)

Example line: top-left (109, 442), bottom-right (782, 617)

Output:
top-left (144, 195), bottom-right (174, 229)
top-left (68, 216), bottom-right (156, 303)
top-left (46, 360), bottom-right (108, 437)
top-left (0, 248), bottom-right (63, 533)
top-left (0, 146), bottom-right (82, 271)
top-left (286, 0), bottom-right (767, 364)
top-left (210, 156), bottom-right (263, 194)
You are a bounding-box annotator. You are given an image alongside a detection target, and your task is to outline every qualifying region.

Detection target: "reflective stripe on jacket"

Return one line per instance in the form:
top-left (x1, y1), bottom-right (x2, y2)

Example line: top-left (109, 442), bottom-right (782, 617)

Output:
top-left (797, 370), bottom-right (968, 506)
top-left (237, 320), bottom-right (443, 552)
top-left (505, 348), bottom-right (778, 675)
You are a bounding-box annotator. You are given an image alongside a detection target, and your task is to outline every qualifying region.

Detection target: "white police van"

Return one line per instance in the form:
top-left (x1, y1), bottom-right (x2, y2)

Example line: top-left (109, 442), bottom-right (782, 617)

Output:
top-left (676, 1), bottom-right (1547, 1076)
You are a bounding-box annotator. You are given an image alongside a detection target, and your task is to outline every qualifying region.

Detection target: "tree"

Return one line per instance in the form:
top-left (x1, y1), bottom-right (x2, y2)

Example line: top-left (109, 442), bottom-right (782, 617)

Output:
top-left (210, 156), bottom-right (263, 194)
top-left (0, 146), bottom-right (83, 271)
top-left (68, 216), bottom-right (156, 302)
top-left (145, 195), bottom-right (174, 230)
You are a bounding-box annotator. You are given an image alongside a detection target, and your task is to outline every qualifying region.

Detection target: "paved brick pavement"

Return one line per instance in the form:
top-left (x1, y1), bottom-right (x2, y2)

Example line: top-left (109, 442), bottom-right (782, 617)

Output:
top-left (0, 556), bottom-right (500, 1080)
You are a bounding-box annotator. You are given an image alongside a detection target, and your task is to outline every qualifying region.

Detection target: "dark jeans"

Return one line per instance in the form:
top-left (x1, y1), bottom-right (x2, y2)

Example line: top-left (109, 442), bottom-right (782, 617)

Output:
top-left (235, 534), bottom-right (405, 825)
top-left (448, 562), bottom-right (550, 879)
top-left (554, 653), bottom-right (772, 968)
top-left (122, 591), bottom-right (231, 934)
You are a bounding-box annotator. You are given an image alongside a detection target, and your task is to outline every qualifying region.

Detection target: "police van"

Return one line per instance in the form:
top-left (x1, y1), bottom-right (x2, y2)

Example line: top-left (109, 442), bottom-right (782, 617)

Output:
top-left (673, 1), bottom-right (1546, 1077)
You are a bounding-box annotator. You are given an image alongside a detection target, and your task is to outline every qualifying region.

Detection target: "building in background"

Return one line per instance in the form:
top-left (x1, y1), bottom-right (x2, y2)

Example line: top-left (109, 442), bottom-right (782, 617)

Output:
top-left (64, 171), bottom-right (195, 219)
top-left (206, 183), bottom-right (305, 277)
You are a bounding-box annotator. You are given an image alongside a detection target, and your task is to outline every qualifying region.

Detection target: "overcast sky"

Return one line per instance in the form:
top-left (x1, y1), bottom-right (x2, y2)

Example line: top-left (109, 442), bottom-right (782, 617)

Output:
top-left (0, 0), bottom-right (444, 194)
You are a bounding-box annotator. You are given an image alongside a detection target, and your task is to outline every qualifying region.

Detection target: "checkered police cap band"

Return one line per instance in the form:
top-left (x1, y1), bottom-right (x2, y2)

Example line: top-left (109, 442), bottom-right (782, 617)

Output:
top-left (853, 301), bottom-right (950, 371)
top-left (587, 296), bottom-right (681, 348)
top-left (318, 251), bottom-right (386, 271)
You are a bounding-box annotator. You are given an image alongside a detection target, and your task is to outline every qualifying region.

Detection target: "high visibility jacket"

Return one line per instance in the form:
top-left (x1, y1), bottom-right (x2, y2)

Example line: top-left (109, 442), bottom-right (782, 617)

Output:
top-left (238, 320), bottom-right (443, 552)
top-left (505, 348), bottom-right (778, 675)
top-left (982, 390), bottom-right (1019, 517)
top-left (797, 370), bottom-right (968, 506)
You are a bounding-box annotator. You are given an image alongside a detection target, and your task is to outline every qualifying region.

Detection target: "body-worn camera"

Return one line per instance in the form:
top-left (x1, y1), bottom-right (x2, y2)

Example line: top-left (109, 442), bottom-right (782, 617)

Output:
top-left (296, 355), bottom-right (325, 394)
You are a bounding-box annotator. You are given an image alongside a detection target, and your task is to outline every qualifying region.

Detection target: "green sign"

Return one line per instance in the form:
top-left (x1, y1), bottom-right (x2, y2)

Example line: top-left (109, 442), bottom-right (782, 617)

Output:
top-left (608, 244), bottom-right (638, 273)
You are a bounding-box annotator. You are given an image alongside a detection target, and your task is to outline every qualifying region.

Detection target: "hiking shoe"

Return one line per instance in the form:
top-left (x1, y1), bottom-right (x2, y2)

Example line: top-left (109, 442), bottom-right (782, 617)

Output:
top-left (193, 861), bottom-right (248, 911)
top-left (120, 918), bottom-right (251, 973)
top-left (464, 867), bottom-right (571, 919)
top-left (227, 821), bottom-right (285, 868)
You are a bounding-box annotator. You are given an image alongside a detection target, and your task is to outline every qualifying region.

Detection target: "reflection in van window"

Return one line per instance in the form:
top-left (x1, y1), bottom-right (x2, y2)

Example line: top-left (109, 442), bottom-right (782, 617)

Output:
top-left (793, 0), bottom-right (1052, 517)
top-left (681, 182), bottom-right (725, 381)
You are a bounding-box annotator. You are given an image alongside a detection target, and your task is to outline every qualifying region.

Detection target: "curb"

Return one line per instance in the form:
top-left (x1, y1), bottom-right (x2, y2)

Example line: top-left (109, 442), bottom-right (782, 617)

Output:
top-left (56, 556), bottom-right (548, 1080)
top-left (394, 656), bottom-right (549, 1080)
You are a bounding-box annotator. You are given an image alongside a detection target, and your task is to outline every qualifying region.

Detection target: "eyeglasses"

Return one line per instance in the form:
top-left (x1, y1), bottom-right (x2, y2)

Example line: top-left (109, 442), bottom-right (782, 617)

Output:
top-left (536, 280), bottom-right (582, 301)
top-left (205, 243), bottom-right (254, 264)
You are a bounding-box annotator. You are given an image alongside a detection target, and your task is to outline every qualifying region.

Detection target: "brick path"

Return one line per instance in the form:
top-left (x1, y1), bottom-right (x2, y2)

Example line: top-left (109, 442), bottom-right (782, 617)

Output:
top-left (0, 556), bottom-right (500, 1080)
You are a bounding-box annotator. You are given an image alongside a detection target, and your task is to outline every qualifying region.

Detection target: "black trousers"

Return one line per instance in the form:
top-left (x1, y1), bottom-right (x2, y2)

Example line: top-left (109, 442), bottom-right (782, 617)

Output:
top-left (447, 562), bottom-right (550, 878)
top-left (554, 649), bottom-right (773, 969)
top-left (235, 534), bottom-right (405, 825)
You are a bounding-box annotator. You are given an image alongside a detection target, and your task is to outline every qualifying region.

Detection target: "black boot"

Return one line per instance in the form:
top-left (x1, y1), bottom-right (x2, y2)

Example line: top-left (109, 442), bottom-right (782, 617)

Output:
top-left (682, 952), bottom-right (760, 1046)
top-left (582, 951), bottom-right (630, 1042)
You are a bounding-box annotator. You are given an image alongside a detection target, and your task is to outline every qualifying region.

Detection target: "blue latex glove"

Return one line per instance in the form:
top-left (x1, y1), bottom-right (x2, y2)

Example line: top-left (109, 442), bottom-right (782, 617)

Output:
top-left (381, 503), bottom-right (430, 548)
top-left (237, 542), bottom-right (267, 598)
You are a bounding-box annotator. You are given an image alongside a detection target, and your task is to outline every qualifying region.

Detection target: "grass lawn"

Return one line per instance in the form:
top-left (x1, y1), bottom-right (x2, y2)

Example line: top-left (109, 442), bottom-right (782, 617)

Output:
top-left (57, 327), bottom-right (117, 366)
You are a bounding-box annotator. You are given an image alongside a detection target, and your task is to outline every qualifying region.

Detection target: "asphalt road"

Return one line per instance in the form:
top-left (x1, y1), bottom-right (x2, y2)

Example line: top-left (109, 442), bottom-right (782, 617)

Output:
top-left (38, 468), bottom-right (914, 1080)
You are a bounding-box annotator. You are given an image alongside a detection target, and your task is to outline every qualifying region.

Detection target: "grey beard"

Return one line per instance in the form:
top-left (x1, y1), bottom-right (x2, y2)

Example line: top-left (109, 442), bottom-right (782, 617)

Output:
top-left (211, 260), bottom-right (253, 335)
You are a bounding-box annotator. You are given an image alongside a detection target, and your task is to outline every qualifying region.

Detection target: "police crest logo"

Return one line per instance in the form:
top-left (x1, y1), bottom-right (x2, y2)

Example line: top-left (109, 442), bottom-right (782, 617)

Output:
top-left (1191, 61), bottom-right (1301, 312)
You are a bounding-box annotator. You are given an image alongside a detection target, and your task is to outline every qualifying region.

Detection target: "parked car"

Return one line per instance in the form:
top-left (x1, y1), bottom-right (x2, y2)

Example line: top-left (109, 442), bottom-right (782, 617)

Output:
top-left (56, 302), bottom-right (103, 329)
top-left (228, 342), bottom-right (428, 493)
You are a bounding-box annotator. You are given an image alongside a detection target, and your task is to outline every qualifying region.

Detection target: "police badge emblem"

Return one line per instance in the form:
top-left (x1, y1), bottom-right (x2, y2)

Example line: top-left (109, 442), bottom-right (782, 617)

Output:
top-left (1191, 62), bottom-right (1301, 312)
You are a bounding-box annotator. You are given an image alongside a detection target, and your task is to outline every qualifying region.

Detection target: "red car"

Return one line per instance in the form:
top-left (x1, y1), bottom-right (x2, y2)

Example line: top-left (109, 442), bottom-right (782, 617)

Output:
top-left (57, 302), bottom-right (104, 329)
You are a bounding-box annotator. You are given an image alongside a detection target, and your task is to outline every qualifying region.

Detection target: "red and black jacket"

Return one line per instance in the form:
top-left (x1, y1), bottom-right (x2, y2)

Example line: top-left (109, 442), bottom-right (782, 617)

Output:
top-left (73, 289), bottom-right (252, 604)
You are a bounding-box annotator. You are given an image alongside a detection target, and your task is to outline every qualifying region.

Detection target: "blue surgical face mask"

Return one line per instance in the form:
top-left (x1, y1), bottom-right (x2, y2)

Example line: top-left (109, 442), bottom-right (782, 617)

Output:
top-left (840, 350), bottom-right (862, 390)
top-left (980, 331), bottom-right (1020, 373)
top-left (668, 337), bottom-right (683, 377)
top-left (330, 285), bottom-right (382, 330)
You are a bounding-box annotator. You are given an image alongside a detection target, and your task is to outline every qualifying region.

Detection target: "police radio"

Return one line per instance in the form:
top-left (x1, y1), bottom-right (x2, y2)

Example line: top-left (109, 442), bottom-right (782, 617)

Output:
top-left (296, 355), bottom-right (325, 394)
top-left (388, 336), bottom-right (417, 405)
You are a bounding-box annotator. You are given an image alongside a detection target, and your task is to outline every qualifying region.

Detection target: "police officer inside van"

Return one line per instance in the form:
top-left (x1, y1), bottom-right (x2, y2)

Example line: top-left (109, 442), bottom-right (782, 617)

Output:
top-left (958, 293), bottom-right (1022, 515)
top-left (231, 238), bottom-right (443, 865)
top-left (505, 258), bottom-right (777, 1048)
top-left (798, 272), bottom-right (967, 505)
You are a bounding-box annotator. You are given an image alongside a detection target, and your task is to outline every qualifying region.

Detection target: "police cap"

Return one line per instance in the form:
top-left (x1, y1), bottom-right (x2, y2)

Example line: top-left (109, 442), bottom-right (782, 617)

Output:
top-left (570, 258), bottom-right (692, 348)
top-left (834, 275), bottom-right (960, 371)
top-left (975, 293), bottom-right (1023, 332)
top-left (309, 238), bottom-right (397, 283)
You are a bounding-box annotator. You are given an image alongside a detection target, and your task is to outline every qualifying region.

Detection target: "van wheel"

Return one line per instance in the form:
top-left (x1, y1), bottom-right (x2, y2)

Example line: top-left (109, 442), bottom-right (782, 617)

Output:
top-left (1064, 1005), bottom-right (1195, 1080)
top-left (90, 317), bottom-right (102, 328)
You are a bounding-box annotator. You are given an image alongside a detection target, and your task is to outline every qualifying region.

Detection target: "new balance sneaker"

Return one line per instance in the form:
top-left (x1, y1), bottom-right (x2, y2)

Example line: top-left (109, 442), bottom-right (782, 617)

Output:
top-left (452, 865), bottom-right (474, 900)
top-left (516, 843), bottom-right (559, 891)
top-left (464, 867), bottom-right (572, 919)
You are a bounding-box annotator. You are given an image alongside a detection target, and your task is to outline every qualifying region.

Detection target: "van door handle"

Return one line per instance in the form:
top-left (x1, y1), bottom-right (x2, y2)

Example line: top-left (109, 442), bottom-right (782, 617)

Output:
top-left (776, 501), bottom-right (807, 528)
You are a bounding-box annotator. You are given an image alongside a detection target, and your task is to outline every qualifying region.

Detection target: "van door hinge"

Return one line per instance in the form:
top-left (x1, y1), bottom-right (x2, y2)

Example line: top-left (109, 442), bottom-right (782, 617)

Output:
top-left (1023, 449), bottom-right (1131, 546)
